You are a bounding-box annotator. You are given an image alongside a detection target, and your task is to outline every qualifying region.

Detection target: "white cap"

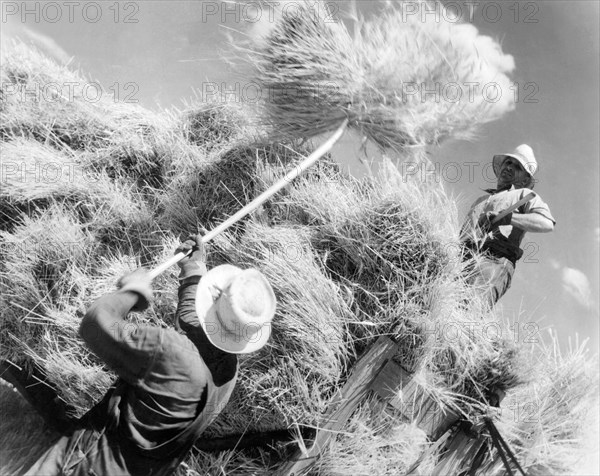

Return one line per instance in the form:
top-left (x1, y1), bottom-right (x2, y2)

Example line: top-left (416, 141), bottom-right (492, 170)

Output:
top-left (493, 144), bottom-right (538, 177)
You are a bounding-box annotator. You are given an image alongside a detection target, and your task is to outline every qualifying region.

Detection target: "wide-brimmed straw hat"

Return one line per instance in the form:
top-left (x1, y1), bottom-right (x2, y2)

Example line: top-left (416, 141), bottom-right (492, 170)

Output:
top-left (493, 144), bottom-right (538, 177)
top-left (195, 264), bottom-right (276, 354)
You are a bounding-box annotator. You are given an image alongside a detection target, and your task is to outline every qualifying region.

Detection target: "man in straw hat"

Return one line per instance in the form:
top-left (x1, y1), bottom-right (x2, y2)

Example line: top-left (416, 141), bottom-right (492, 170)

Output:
top-left (461, 144), bottom-right (555, 307)
top-left (24, 235), bottom-right (276, 476)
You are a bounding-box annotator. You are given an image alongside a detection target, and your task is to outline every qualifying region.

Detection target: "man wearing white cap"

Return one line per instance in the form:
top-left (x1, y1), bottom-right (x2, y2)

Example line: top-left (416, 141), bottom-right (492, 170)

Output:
top-left (461, 144), bottom-right (555, 306)
top-left (24, 235), bottom-right (276, 476)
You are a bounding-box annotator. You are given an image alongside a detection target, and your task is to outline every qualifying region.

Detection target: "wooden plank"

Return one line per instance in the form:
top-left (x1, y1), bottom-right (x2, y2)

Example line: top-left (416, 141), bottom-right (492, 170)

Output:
top-left (370, 360), bottom-right (459, 440)
top-left (419, 402), bottom-right (458, 440)
top-left (404, 428), bottom-right (453, 475)
top-left (428, 428), bottom-right (487, 475)
top-left (278, 336), bottom-right (398, 476)
top-left (404, 427), bottom-right (485, 475)
top-left (369, 359), bottom-right (414, 401)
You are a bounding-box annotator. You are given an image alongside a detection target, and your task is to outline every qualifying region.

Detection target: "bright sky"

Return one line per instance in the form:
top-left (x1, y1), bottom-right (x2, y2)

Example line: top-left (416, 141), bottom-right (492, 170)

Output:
top-left (2, 0), bottom-right (599, 353)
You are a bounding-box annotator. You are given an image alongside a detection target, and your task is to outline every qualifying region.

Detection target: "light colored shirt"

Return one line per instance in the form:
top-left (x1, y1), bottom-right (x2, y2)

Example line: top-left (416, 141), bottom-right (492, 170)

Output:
top-left (460, 186), bottom-right (555, 257)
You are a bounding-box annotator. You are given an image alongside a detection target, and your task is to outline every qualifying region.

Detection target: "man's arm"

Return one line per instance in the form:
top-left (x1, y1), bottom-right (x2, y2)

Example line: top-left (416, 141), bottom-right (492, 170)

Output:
top-left (512, 189), bottom-right (556, 232)
top-left (509, 212), bottom-right (554, 233)
top-left (174, 234), bottom-right (207, 331)
top-left (175, 276), bottom-right (203, 332)
top-left (173, 235), bottom-right (239, 386)
top-left (481, 191), bottom-right (556, 234)
top-left (79, 269), bottom-right (159, 382)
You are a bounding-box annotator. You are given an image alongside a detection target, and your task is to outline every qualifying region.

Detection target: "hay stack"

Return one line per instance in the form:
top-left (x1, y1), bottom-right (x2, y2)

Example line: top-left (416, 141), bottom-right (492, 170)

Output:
top-left (495, 336), bottom-right (599, 474)
top-left (180, 101), bottom-right (252, 152)
top-left (159, 141), bottom-right (313, 235)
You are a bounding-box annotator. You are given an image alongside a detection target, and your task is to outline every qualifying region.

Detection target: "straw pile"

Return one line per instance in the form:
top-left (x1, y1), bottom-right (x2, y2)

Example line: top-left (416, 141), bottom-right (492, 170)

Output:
top-left (1, 19), bottom-right (596, 476)
top-left (242, 1), bottom-right (516, 151)
top-left (497, 335), bottom-right (599, 474)
top-left (412, 334), bottom-right (599, 476)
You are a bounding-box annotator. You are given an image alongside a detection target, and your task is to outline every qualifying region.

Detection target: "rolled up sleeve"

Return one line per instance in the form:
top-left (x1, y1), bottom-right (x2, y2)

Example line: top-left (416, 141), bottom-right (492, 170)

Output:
top-left (523, 192), bottom-right (556, 225)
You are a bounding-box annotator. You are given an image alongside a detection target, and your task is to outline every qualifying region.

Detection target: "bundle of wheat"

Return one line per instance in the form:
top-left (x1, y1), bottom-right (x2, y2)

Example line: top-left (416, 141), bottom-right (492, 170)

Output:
top-left (243, 1), bottom-right (515, 151)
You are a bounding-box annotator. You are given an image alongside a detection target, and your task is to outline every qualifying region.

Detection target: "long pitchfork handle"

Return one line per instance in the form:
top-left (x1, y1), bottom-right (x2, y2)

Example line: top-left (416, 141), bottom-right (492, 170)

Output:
top-left (148, 119), bottom-right (349, 280)
top-left (491, 192), bottom-right (536, 224)
top-left (479, 191), bottom-right (536, 248)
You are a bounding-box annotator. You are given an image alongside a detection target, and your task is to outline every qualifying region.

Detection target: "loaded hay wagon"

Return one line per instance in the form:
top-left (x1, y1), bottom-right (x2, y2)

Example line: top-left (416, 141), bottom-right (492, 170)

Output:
top-left (0, 2), bottom-right (597, 475)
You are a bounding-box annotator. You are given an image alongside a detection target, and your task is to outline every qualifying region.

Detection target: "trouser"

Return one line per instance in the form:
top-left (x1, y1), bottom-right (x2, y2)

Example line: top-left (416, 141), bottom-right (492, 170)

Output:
top-left (24, 427), bottom-right (127, 476)
top-left (464, 254), bottom-right (515, 308)
top-left (23, 424), bottom-right (181, 476)
top-left (1, 364), bottom-right (178, 476)
top-left (0, 360), bottom-right (78, 435)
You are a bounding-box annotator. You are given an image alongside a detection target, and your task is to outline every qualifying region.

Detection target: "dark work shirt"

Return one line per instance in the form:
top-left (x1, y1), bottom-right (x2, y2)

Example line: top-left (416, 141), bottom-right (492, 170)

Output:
top-left (79, 276), bottom-right (238, 459)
